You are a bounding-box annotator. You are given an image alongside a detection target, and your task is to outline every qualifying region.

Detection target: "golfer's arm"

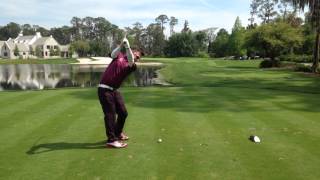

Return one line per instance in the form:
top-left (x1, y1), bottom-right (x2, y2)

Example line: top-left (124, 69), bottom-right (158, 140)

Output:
top-left (111, 46), bottom-right (121, 59)
top-left (126, 48), bottom-right (134, 64)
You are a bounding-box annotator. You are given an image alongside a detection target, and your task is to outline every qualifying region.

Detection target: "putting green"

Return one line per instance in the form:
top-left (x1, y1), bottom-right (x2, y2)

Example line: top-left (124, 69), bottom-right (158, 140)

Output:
top-left (0, 59), bottom-right (319, 179)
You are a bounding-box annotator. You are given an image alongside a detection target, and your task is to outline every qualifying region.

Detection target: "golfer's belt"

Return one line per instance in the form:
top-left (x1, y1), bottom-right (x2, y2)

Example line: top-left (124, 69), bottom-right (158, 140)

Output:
top-left (98, 84), bottom-right (115, 91)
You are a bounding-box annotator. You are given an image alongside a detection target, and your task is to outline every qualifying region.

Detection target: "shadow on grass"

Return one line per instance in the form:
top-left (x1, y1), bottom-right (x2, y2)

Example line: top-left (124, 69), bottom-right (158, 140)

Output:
top-left (26, 141), bottom-right (106, 155)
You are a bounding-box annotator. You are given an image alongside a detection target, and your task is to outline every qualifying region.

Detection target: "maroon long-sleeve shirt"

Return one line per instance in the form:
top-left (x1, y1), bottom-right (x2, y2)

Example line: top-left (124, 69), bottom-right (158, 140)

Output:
top-left (100, 52), bottom-right (137, 89)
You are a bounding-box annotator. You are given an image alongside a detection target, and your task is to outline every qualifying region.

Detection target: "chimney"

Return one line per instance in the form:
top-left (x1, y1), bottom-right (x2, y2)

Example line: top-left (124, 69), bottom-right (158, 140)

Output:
top-left (36, 32), bottom-right (41, 38)
top-left (18, 31), bottom-right (23, 37)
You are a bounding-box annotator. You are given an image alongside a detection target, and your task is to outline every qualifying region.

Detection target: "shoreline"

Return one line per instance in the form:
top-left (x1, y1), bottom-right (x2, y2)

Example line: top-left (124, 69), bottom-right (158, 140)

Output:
top-left (72, 57), bottom-right (163, 66)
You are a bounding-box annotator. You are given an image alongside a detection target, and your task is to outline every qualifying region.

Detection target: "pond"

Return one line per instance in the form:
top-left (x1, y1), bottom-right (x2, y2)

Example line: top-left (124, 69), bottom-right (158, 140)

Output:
top-left (0, 64), bottom-right (166, 91)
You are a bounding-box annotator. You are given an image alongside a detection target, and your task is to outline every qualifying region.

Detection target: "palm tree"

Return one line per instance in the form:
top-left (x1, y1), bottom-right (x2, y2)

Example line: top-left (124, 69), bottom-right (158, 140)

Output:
top-left (169, 17), bottom-right (178, 36)
top-left (290, 0), bottom-right (320, 72)
top-left (155, 15), bottom-right (169, 33)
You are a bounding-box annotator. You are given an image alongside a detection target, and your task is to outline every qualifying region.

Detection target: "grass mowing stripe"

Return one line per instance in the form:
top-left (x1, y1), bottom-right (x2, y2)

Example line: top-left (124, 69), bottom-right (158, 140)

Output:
top-left (0, 91), bottom-right (46, 116)
top-left (1, 95), bottom-right (93, 179)
top-left (203, 87), bottom-right (298, 180)
top-left (218, 87), bottom-right (319, 179)
top-left (12, 104), bottom-right (102, 180)
top-left (176, 110), bottom-right (248, 179)
top-left (0, 91), bottom-right (34, 105)
top-left (46, 87), bottom-right (157, 179)
top-left (248, 109), bottom-right (320, 179)
top-left (0, 90), bottom-right (69, 131)
top-left (0, 90), bottom-right (84, 150)
top-left (152, 98), bottom-right (198, 179)
top-left (121, 88), bottom-right (160, 179)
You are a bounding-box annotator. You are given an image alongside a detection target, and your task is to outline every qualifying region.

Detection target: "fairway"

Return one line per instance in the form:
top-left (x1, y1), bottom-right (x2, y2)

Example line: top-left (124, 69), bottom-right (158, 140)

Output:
top-left (0, 59), bottom-right (320, 179)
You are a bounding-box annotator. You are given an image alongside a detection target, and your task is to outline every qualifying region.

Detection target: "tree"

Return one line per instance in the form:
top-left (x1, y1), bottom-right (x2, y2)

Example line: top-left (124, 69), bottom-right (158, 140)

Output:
top-left (245, 21), bottom-right (303, 60)
top-left (145, 23), bottom-right (165, 56)
top-left (71, 17), bottom-right (83, 40)
top-left (203, 27), bottom-right (218, 43)
top-left (35, 46), bottom-right (42, 57)
top-left (14, 45), bottom-right (19, 57)
top-left (290, 0), bottom-right (320, 72)
top-left (182, 20), bottom-right (191, 33)
top-left (36, 27), bottom-right (50, 36)
top-left (89, 41), bottom-right (110, 56)
top-left (50, 26), bottom-right (72, 45)
top-left (126, 22), bottom-right (144, 50)
top-left (193, 31), bottom-right (208, 54)
top-left (0, 22), bottom-right (21, 40)
top-left (208, 29), bottom-right (230, 57)
top-left (21, 24), bottom-right (35, 35)
top-left (255, 0), bottom-right (279, 23)
top-left (301, 13), bottom-right (316, 55)
top-left (169, 17), bottom-right (178, 36)
top-left (71, 40), bottom-right (90, 57)
top-left (68, 45), bottom-right (75, 58)
top-left (228, 17), bottom-right (246, 57)
top-left (278, 0), bottom-right (293, 19)
top-left (49, 47), bottom-right (55, 57)
top-left (29, 46), bottom-right (34, 56)
top-left (165, 32), bottom-right (195, 57)
top-left (249, 0), bottom-right (260, 26)
top-left (55, 46), bottom-right (61, 56)
top-left (155, 15), bottom-right (169, 33)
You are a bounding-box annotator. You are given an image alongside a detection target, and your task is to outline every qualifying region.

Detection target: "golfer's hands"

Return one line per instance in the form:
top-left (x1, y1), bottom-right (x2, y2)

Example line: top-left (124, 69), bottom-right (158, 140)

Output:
top-left (122, 38), bottom-right (130, 49)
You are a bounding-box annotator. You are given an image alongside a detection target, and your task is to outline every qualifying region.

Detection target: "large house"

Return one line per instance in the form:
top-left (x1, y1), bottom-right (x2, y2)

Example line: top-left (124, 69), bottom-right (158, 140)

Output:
top-left (0, 32), bottom-right (74, 59)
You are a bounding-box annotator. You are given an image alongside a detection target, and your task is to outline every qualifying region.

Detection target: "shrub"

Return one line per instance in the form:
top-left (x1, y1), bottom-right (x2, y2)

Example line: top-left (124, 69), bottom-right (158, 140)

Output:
top-left (259, 59), bottom-right (280, 68)
top-left (279, 61), bottom-right (297, 69)
top-left (294, 64), bottom-right (313, 72)
top-left (279, 54), bottom-right (313, 63)
top-left (208, 53), bottom-right (215, 58)
top-left (197, 51), bottom-right (209, 58)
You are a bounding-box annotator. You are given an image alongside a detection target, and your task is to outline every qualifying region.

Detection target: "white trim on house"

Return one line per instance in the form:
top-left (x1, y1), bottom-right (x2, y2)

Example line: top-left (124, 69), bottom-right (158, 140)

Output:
top-left (0, 32), bottom-right (73, 59)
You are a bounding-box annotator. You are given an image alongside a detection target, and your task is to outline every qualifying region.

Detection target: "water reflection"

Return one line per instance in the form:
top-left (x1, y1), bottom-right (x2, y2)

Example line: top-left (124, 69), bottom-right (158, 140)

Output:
top-left (0, 64), bottom-right (164, 91)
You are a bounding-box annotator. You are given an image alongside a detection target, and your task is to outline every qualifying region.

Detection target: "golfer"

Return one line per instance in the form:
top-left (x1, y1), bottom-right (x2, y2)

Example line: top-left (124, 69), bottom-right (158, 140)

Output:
top-left (98, 37), bottom-right (139, 148)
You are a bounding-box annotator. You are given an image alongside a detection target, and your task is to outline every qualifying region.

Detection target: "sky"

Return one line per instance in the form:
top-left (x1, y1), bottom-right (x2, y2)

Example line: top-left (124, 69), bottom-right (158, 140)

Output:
top-left (0, 0), bottom-right (251, 33)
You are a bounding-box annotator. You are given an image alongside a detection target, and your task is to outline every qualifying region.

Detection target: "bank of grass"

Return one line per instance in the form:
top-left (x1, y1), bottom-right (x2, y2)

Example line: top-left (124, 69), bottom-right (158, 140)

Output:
top-left (0, 58), bottom-right (320, 179)
top-left (0, 58), bottom-right (78, 64)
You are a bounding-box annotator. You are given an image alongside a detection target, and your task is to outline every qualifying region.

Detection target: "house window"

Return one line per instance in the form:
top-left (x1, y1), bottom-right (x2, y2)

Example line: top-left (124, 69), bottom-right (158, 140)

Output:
top-left (54, 46), bottom-right (58, 49)
top-left (4, 46), bottom-right (6, 50)
top-left (23, 52), bottom-right (26, 55)
top-left (47, 45), bottom-right (50, 49)
top-left (4, 52), bottom-right (8, 57)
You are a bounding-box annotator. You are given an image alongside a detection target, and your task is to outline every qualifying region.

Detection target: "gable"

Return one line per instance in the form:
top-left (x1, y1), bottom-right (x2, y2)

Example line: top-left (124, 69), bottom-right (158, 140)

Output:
top-left (0, 41), bottom-right (4, 48)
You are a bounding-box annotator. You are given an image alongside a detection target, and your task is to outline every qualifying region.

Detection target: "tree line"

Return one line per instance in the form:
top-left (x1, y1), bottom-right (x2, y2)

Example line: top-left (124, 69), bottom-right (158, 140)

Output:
top-left (210, 0), bottom-right (319, 72)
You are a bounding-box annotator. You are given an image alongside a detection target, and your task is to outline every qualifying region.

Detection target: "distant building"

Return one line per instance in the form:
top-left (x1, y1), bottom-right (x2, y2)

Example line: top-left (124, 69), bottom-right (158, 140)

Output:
top-left (0, 32), bottom-right (76, 59)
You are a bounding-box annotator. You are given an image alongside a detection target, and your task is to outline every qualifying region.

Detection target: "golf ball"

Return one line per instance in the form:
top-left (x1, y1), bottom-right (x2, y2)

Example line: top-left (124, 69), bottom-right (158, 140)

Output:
top-left (158, 138), bottom-right (162, 143)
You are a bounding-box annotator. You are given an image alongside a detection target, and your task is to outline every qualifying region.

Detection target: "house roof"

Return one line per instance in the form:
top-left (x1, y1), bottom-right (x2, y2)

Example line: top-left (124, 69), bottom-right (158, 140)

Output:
top-left (5, 41), bottom-right (15, 50)
top-left (16, 43), bottom-right (29, 52)
top-left (33, 37), bottom-right (50, 46)
top-left (15, 35), bottom-right (35, 42)
top-left (7, 38), bottom-right (14, 43)
top-left (5, 41), bottom-right (29, 52)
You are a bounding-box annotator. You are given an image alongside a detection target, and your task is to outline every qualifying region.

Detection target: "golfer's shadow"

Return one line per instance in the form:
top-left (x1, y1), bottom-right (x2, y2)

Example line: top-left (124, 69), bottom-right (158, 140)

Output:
top-left (26, 141), bottom-right (106, 155)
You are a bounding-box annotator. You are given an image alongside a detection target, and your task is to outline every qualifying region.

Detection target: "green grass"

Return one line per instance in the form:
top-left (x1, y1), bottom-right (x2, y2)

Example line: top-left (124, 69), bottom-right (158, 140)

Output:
top-left (0, 58), bottom-right (78, 64)
top-left (0, 58), bottom-right (320, 179)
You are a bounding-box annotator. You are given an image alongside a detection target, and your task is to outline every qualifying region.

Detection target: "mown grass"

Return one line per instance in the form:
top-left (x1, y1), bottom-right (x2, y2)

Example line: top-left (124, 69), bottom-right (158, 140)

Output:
top-left (0, 58), bottom-right (319, 179)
